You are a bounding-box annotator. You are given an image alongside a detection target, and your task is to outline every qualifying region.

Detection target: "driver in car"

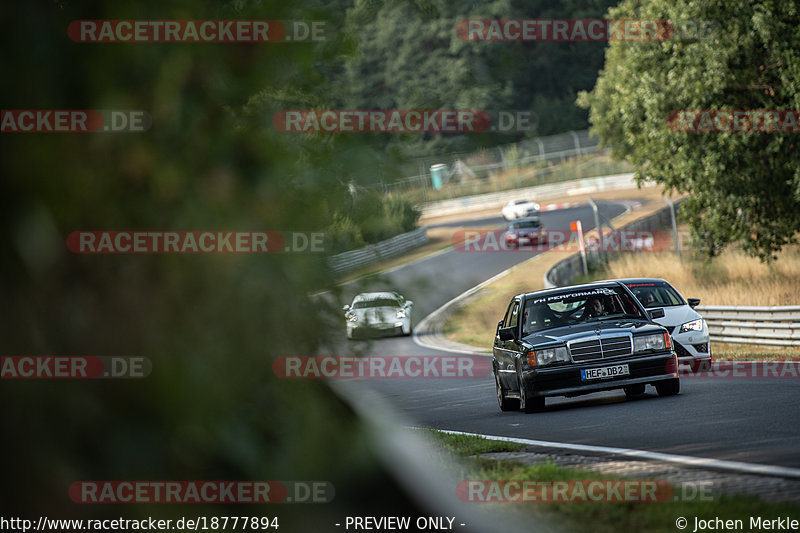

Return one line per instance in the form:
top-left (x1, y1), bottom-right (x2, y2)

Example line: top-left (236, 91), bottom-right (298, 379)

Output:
top-left (585, 297), bottom-right (606, 318)
top-left (640, 291), bottom-right (657, 306)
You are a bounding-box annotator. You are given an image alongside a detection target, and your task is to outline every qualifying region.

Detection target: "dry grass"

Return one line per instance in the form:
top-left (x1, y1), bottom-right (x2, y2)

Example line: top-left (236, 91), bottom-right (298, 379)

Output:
top-left (600, 244), bottom-right (800, 306)
top-left (712, 343), bottom-right (800, 360)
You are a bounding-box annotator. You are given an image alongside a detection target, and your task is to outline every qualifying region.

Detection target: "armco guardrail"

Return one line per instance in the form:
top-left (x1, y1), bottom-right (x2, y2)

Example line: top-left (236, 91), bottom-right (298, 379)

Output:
top-left (420, 173), bottom-right (637, 218)
top-left (327, 227), bottom-right (428, 274)
top-left (696, 305), bottom-right (800, 347)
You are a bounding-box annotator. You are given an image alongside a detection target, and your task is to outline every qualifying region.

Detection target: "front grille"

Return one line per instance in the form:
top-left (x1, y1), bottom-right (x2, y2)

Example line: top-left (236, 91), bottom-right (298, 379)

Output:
top-left (569, 335), bottom-right (632, 362)
top-left (569, 339), bottom-right (601, 361)
top-left (693, 343), bottom-right (709, 353)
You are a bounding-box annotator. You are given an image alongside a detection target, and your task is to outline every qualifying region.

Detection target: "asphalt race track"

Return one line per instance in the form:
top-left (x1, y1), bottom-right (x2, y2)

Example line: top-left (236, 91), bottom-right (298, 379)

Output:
top-left (334, 201), bottom-right (800, 471)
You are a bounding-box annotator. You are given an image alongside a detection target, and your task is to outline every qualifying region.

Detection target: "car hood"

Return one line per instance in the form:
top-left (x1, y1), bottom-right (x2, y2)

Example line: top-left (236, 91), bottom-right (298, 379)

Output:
top-left (522, 319), bottom-right (663, 346)
top-left (651, 305), bottom-right (702, 330)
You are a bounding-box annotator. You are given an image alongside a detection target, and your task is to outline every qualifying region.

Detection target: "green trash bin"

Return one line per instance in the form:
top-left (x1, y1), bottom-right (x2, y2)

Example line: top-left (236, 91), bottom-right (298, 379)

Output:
top-left (430, 163), bottom-right (446, 190)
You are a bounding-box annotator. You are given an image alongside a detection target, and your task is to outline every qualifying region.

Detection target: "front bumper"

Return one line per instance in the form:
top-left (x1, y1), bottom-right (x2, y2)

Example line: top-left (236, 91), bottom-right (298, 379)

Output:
top-left (347, 319), bottom-right (408, 337)
top-left (521, 352), bottom-right (678, 398)
top-left (506, 233), bottom-right (545, 247)
top-left (671, 330), bottom-right (712, 369)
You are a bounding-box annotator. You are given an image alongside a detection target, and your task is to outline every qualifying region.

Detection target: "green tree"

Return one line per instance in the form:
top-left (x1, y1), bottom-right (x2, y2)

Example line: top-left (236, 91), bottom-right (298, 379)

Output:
top-left (579, 0), bottom-right (800, 259)
top-left (339, 0), bottom-right (616, 156)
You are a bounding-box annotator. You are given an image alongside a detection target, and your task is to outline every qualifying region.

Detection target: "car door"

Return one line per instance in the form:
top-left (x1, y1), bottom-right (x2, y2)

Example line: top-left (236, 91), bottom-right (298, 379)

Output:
top-left (494, 298), bottom-right (521, 389)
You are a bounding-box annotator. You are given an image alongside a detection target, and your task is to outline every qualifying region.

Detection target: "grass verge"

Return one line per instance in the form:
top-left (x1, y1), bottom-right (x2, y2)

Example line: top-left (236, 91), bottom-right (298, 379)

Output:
top-left (422, 430), bottom-right (800, 533)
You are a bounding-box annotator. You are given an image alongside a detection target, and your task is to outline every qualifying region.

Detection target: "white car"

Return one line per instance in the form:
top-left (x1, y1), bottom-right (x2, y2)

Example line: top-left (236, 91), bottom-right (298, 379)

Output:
top-left (343, 291), bottom-right (413, 339)
top-left (502, 199), bottom-right (540, 220)
top-left (619, 278), bottom-right (711, 369)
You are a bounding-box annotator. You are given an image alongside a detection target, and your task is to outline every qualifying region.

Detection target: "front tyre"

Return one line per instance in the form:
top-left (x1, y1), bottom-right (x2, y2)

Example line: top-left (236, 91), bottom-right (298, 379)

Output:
top-left (655, 378), bottom-right (680, 397)
top-left (496, 371), bottom-right (520, 412)
top-left (518, 371), bottom-right (545, 413)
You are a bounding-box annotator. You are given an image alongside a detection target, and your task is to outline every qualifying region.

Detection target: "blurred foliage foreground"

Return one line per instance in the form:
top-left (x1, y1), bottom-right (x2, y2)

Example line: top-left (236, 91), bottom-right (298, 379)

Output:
top-left (0, 0), bottom-right (436, 527)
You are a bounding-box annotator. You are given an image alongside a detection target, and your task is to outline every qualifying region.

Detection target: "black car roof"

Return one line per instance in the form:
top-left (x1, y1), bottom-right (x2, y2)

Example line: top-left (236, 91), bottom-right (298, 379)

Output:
top-left (612, 278), bottom-right (671, 286)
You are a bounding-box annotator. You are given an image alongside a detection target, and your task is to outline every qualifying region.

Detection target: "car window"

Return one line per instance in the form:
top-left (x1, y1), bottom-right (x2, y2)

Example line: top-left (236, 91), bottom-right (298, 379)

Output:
top-left (523, 286), bottom-right (645, 333)
top-left (517, 220), bottom-right (540, 229)
top-left (352, 298), bottom-right (401, 309)
top-left (504, 300), bottom-right (520, 329)
top-left (627, 283), bottom-right (685, 307)
top-left (502, 300), bottom-right (515, 326)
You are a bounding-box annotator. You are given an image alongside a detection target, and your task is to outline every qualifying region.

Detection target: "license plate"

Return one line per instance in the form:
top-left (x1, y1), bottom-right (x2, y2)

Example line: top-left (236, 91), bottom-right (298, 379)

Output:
top-left (581, 364), bottom-right (630, 381)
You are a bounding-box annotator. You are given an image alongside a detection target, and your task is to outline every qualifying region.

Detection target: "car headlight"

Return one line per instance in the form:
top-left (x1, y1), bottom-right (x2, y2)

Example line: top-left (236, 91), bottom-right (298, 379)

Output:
top-left (679, 319), bottom-right (704, 334)
top-left (396, 309), bottom-right (407, 318)
top-left (529, 346), bottom-right (570, 366)
top-left (346, 313), bottom-right (358, 322)
top-left (633, 333), bottom-right (669, 353)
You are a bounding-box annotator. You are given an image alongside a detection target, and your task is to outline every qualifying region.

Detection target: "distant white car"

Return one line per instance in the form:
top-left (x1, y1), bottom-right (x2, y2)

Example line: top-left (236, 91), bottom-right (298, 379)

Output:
top-left (618, 278), bottom-right (711, 370)
top-left (502, 199), bottom-right (540, 220)
top-left (343, 291), bottom-right (413, 339)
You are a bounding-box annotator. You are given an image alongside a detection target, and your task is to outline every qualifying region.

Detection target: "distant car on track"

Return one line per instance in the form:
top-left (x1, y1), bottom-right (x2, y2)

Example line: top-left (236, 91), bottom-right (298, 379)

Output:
top-left (504, 217), bottom-right (546, 248)
top-left (493, 281), bottom-right (680, 413)
top-left (343, 291), bottom-right (413, 339)
top-left (502, 199), bottom-right (540, 220)
top-left (617, 278), bottom-right (711, 370)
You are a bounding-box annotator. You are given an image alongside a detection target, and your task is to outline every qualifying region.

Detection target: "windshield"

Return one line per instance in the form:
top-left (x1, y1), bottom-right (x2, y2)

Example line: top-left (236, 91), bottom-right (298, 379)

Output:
top-left (510, 220), bottom-right (541, 229)
top-left (625, 282), bottom-right (685, 308)
top-left (521, 286), bottom-right (644, 335)
top-left (352, 298), bottom-right (401, 309)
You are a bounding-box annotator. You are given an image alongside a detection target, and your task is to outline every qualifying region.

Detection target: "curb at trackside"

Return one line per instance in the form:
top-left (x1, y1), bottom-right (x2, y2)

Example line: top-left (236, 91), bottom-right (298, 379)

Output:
top-left (435, 429), bottom-right (800, 480)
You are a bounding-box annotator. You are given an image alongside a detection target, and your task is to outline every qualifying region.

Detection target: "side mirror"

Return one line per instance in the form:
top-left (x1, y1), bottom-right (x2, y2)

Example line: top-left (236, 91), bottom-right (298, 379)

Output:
top-left (406, 300), bottom-right (414, 308)
top-left (648, 308), bottom-right (665, 319)
top-left (498, 326), bottom-right (516, 341)
top-left (342, 305), bottom-right (350, 312)
top-left (687, 298), bottom-right (701, 308)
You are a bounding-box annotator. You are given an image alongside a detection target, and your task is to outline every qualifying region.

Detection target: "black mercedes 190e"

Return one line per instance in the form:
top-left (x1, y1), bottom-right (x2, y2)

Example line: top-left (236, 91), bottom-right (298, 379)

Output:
top-left (493, 281), bottom-right (680, 413)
